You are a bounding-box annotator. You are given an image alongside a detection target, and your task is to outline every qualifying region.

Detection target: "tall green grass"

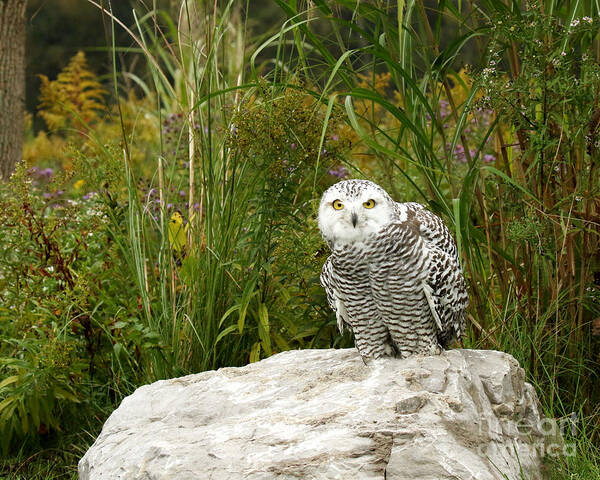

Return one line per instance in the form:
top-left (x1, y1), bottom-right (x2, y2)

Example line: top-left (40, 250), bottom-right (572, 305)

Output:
top-left (99, 0), bottom-right (263, 376)
top-left (87, 0), bottom-right (350, 381)
top-left (270, 0), bottom-right (599, 475)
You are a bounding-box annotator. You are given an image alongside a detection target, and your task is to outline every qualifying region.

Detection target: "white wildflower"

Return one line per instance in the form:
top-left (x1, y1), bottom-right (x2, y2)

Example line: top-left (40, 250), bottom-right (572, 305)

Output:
top-left (570, 19), bottom-right (580, 27)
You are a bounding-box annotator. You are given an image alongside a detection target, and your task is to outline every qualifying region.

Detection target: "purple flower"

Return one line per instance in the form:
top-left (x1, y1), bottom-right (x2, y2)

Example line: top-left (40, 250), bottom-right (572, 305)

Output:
top-left (483, 154), bottom-right (496, 163)
top-left (290, 143), bottom-right (297, 150)
top-left (331, 134), bottom-right (339, 141)
top-left (40, 168), bottom-right (53, 177)
top-left (328, 165), bottom-right (349, 179)
top-left (83, 191), bottom-right (96, 200)
top-left (453, 144), bottom-right (467, 163)
top-left (439, 100), bottom-right (450, 119)
top-left (179, 190), bottom-right (186, 197)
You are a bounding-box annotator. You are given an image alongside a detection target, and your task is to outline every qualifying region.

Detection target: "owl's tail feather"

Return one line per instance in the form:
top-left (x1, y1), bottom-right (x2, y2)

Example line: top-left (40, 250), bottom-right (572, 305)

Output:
top-left (438, 311), bottom-right (465, 349)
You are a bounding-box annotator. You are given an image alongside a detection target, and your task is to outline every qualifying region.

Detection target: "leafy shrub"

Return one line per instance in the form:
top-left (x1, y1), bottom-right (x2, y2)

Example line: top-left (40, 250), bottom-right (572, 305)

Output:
top-left (473, 1), bottom-right (600, 410)
top-left (227, 84), bottom-right (353, 356)
top-left (0, 163), bottom-right (158, 453)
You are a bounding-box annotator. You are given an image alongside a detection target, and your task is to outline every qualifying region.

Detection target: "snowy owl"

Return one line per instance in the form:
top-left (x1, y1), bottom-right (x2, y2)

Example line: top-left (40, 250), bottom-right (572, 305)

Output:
top-left (318, 179), bottom-right (468, 360)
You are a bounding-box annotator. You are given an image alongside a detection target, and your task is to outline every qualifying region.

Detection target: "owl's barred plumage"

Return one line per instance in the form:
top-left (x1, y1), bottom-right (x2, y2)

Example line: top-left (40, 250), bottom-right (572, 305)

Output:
top-left (318, 179), bottom-right (468, 360)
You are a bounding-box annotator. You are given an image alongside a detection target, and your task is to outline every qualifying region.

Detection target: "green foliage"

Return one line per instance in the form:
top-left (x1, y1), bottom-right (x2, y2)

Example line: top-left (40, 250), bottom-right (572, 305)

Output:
top-left (227, 84), bottom-right (352, 354)
top-left (273, 0), bottom-right (599, 475)
top-left (0, 163), bottom-right (157, 453)
top-left (470, 0), bottom-right (600, 414)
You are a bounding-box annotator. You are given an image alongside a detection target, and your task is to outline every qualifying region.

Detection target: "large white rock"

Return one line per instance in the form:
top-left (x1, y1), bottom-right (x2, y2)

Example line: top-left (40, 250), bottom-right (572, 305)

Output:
top-left (79, 349), bottom-right (551, 480)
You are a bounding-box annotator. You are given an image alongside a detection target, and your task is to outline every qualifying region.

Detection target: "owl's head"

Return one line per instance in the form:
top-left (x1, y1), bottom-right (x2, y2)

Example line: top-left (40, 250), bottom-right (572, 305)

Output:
top-left (318, 179), bottom-right (395, 247)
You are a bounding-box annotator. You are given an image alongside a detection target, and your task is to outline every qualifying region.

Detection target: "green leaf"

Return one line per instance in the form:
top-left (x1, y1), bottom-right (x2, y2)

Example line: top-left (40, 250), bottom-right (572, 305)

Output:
top-left (18, 402), bottom-right (28, 435)
top-left (238, 285), bottom-right (258, 334)
top-left (482, 166), bottom-right (540, 203)
top-left (113, 342), bottom-right (125, 358)
top-left (257, 303), bottom-right (272, 357)
top-left (215, 325), bottom-right (238, 347)
top-left (219, 304), bottom-right (241, 328)
top-left (0, 399), bottom-right (17, 425)
top-left (249, 342), bottom-right (261, 364)
top-left (29, 398), bottom-right (40, 430)
top-left (53, 387), bottom-right (80, 403)
top-left (0, 375), bottom-right (19, 391)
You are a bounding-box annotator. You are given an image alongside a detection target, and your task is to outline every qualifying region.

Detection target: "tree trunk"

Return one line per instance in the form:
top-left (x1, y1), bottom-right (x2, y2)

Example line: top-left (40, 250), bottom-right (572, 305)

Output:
top-left (0, 0), bottom-right (26, 180)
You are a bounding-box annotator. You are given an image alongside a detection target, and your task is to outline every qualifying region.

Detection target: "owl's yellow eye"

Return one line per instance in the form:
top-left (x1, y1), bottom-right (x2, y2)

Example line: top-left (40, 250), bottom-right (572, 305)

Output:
top-left (332, 199), bottom-right (344, 210)
top-left (363, 199), bottom-right (376, 209)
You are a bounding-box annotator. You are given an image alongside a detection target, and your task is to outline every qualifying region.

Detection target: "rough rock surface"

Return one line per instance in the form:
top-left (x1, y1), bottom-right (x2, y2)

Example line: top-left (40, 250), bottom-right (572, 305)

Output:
top-left (79, 349), bottom-right (549, 480)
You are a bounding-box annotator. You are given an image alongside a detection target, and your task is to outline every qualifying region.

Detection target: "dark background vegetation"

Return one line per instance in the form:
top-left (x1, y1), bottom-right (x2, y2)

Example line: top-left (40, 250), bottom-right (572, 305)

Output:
top-left (25, 0), bottom-right (285, 124)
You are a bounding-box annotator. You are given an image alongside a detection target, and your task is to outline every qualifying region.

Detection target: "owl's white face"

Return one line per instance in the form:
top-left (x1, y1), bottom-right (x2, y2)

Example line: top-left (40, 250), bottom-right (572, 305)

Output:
top-left (318, 180), bottom-right (395, 247)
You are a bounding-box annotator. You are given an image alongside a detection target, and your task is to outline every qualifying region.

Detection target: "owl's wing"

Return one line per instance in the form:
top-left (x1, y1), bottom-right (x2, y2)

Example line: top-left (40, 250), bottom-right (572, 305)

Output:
top-left (396, 201), bottom-right (466, 344)
top-left (423, 245), bottom-right (468, 347)
top-left (396, 202), bottom-right (459, 261)
top-left (320, 256), bottom-right (348, 333)
top-left (416, 206), bottom-right (459, 260)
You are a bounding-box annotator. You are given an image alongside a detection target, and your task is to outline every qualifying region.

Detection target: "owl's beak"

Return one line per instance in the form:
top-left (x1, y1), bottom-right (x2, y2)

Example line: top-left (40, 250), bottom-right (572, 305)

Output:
top-left (351, 212), bottom-right (358, 228)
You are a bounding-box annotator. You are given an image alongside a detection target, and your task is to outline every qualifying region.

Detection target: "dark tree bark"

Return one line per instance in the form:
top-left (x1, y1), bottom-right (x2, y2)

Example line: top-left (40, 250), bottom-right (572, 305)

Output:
top-left (0, 0), bottom-right (26, 180)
